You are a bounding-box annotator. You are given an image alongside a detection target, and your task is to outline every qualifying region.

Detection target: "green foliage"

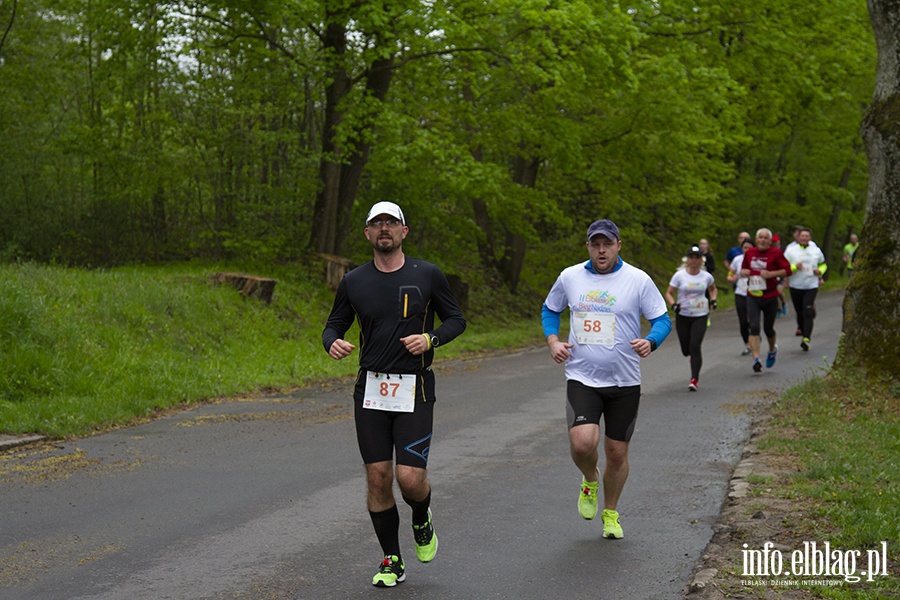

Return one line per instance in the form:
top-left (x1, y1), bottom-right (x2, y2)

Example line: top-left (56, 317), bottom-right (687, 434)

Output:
top-left (701, 0), bottom-right (873, 263)
top-left (0, 0), bottom-right (876, 299)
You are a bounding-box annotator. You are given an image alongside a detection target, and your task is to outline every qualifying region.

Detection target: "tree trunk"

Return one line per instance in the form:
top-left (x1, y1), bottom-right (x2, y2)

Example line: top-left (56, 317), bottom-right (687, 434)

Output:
top-left (334, 56), bottom-right (395, 248)
top-left (501, 154), bottom-right (541, 294)
top-left (309, 23), bottom-right (395, 257)
top-left (310, 20), bottom-right (349, 256)
top-left (836, 0), bottom-right (900, 380)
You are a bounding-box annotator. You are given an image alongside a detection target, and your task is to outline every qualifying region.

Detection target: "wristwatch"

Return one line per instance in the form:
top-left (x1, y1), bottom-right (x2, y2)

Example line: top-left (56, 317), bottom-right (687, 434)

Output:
top-left (429, 333), bottom-right (440, 348)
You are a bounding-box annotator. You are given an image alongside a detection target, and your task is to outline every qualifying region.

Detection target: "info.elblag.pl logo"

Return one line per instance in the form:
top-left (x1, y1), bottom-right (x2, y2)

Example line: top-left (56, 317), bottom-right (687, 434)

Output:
top-left (741, 541), bottom-right (890, 585)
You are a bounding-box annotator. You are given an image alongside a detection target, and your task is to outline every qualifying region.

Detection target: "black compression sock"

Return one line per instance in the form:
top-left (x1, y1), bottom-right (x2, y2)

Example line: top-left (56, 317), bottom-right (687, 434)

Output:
top-left (369, 505), bottom-right (401, 557)
top-left (402, 489), bottom-right (432, 525)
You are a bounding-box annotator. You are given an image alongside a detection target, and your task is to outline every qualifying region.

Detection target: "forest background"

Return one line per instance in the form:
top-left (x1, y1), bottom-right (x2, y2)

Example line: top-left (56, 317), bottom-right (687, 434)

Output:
top-left (0, 0), bottom-right (874, 296)
top-left (4, 5), bottom-right (899, 596)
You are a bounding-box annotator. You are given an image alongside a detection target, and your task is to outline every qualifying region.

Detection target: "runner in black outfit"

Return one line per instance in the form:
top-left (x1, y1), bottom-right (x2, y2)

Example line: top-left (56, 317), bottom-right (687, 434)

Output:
top-left (322, 201), bottom-right (466, 588)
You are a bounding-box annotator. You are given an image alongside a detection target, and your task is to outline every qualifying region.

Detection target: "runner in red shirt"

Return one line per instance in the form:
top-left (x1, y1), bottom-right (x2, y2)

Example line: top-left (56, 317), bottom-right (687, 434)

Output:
top-left (740, 228), bottom-right (792, 372)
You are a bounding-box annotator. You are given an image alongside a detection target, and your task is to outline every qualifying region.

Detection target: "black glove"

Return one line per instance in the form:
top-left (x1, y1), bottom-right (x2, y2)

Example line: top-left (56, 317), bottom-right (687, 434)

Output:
top-left (672, 303), bottom-right (681, 314)
top-left (710, 300), bottom-right (717, 310)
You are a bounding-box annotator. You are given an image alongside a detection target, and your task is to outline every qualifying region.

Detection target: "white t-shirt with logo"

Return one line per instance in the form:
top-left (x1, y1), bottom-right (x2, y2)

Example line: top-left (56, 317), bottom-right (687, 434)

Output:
top-left (729, 254), bottom-right (749, 296)
top-left (544, 261), bottom-right (667, 388)
top-left (668, 269), bottom-right (715, 317)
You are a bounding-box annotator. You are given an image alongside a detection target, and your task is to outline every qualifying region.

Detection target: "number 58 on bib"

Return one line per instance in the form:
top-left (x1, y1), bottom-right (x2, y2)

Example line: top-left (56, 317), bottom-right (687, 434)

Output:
top-left (573, 311), bottom-right (616, 346)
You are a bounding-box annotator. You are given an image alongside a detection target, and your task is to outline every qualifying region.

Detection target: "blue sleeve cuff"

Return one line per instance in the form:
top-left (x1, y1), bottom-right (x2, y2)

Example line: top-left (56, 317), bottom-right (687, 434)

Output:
top-left (542, 303), bottom-right (562, 338)
top-left (646, 313), bottom-right (672, 348)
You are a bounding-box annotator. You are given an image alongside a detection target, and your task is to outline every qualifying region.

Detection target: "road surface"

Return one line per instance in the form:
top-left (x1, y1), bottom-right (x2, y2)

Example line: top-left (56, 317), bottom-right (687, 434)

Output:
top-left (0, 291), bottom-right (843, 599)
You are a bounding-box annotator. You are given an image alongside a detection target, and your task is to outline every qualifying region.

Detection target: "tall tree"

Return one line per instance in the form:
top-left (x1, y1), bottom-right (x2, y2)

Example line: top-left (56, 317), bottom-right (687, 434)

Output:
top-left (309, 1), bottom-right (403, 256)
top-left (837, 0), bottom-right (900, 380)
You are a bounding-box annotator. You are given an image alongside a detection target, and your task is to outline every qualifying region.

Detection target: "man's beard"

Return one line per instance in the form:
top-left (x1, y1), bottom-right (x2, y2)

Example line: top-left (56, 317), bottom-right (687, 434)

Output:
top-left (373, 237), bottom-right (400, 253)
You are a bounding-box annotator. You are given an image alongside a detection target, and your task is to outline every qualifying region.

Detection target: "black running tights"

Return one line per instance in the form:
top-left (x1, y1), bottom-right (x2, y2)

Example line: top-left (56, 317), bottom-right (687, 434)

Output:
top-left (675, 314), bottom-right (708, 380)
top-left (789, 287), bottom-right (818, 339)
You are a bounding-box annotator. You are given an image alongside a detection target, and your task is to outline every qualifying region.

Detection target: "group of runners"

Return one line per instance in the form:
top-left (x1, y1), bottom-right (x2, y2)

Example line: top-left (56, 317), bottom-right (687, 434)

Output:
top-left (321, 202), bottom-right (845, 588)
top-left (666, 225), bottom-right (833, 388)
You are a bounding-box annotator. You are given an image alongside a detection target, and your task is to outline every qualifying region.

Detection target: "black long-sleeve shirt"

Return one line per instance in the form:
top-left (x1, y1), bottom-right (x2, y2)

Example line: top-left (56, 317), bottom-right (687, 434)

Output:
top-left (322, 257), bottom-right (466, 375)
top-left (702, 251), bottom-right (716, 275)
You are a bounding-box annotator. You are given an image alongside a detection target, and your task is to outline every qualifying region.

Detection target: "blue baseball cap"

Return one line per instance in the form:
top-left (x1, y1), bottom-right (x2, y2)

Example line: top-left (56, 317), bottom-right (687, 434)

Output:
top-left (587, 219), bottom-right (620, 242)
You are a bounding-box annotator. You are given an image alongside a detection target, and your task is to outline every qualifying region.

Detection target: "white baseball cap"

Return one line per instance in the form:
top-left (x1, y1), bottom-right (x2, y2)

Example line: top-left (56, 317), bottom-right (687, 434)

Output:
top-left (366, 201), bottom-right (405, 225)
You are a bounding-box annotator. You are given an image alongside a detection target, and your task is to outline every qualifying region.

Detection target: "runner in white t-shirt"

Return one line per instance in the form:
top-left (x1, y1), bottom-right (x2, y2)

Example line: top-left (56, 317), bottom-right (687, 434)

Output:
top-left (783, 227), bottom-right (827, 351)
top-left (665, 245), bottom-right (718, 391)
top-left (542, 219), bottom-right (671, 541)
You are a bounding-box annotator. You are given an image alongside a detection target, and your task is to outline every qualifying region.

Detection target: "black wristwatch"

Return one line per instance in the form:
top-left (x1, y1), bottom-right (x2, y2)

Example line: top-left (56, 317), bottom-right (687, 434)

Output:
top-left (429, 333), bottom-right (440, 348)
top-left (649, 340), bottom-right (657, 352)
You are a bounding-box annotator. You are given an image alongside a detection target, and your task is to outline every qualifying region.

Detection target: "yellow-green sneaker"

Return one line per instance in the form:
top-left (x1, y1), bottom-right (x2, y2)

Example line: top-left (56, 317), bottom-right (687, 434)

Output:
top-left (413, 508), bottom-right (438, 563)
top-left (578, 475), bottom-right (599, 520)
top-left (372, 555), bottom-right (405, 587)
top-left (602, 509), bottom-right (624, 539)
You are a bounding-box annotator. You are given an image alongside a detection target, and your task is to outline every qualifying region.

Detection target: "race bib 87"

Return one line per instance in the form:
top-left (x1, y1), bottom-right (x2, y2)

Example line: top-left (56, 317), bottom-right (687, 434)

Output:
top-left (363, 372), bottom-right (416, 412)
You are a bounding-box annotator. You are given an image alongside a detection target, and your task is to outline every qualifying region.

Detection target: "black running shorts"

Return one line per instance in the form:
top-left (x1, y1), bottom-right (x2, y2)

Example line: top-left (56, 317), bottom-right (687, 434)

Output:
top-left (566, 380), bottom-right (641, 442)
top-left (353, 372), bottom-right (435, 468)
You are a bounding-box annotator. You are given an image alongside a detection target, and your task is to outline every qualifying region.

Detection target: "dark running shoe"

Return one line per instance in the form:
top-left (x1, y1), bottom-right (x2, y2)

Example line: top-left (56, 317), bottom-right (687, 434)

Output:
top-left (753, 358), bottom-right (762, 373)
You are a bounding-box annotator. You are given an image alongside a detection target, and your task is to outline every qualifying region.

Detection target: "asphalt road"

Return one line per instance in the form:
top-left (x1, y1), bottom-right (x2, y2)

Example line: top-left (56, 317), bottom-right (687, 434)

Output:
top-left (0, 290), bottom-right (844, 600)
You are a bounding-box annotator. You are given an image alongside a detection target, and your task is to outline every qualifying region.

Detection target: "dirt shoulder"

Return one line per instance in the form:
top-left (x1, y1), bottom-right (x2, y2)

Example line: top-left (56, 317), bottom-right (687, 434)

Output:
top-left (683, 407), bottom-right (823, 599)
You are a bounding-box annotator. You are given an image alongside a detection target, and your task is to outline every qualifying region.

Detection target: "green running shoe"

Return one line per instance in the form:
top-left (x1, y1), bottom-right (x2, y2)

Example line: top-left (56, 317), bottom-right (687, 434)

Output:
top-left (578, 475), bottom-right (599, 520)
top-left (602, 509), bottom-right (624, 539)
top-left (413, 508), bottom-right (438, 563)
top-left (372, 555), bottom-right (405, 587)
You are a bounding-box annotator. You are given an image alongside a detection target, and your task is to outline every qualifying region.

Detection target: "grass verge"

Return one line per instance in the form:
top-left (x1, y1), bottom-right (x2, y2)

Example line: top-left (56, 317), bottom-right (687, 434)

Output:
top-left (692, 370), bottom-right (900, 598)
top-left (0, 261), bottom-right (545, 437)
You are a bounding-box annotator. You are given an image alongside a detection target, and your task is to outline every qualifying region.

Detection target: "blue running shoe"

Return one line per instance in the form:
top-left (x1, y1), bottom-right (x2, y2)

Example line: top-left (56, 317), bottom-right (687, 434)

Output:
top-left (766, 346), bottom-right (778, 368)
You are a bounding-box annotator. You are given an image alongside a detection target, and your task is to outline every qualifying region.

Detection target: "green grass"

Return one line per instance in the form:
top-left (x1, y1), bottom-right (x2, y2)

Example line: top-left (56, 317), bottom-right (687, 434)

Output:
top-left (759, 371), bottom-right (900, 598)
top-left (0, 261), bottom-right (546, 437)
